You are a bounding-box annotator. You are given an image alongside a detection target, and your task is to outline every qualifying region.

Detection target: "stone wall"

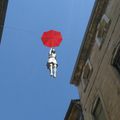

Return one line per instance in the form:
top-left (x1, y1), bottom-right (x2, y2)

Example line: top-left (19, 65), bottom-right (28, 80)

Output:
top-left (77, 0), bottom-right (120, 120)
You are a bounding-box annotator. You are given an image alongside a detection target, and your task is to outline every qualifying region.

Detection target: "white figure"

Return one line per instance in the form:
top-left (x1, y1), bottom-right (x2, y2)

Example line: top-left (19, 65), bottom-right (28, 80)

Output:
top-left (47, 48), bottom-right (58, 78)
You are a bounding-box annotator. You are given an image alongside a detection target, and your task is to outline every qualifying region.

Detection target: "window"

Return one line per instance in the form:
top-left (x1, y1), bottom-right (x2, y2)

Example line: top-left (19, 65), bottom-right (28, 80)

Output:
top-left (112, 43), bottom-right (120, 73)
top-left (81, 59), bottom-right (92, 91)
top-left (92, 98), bottom-right (106, 120)
top-left (96, 14), bottom-right (110, 48)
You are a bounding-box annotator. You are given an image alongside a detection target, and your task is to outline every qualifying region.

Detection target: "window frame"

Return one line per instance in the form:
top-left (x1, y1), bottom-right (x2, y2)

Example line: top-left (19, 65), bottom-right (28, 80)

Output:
top-left (81, 59), bottom-right (93, 92)
top-left (91, 97), bottom-right (107, 120)
top-left (96, 14), bottom-right (110, 49)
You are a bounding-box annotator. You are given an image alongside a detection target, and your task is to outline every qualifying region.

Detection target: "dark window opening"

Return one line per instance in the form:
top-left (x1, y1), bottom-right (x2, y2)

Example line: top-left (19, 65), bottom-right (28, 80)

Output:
top-left (113, 46), bottom-right (120, 73)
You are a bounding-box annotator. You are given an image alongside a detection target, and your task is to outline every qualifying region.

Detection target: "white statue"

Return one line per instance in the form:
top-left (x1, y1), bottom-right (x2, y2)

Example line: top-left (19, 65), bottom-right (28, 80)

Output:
top-left (47, 48), bottom-right (58, 78)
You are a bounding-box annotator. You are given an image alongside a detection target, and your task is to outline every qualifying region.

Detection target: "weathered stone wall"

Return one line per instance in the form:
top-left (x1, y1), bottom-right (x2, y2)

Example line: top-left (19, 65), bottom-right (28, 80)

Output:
top-left (78, 0), bottom-right (120, 120)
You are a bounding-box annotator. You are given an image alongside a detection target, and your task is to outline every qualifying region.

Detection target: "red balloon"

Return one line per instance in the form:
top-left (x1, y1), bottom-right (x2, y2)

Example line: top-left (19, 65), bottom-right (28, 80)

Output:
top-left (41, 30), bottom-right (62, 47)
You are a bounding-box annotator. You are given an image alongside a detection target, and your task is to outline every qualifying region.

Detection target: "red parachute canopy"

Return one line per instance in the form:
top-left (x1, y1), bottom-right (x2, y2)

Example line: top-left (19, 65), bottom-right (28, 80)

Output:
top-left (41, 30), bottom-right (62, 47)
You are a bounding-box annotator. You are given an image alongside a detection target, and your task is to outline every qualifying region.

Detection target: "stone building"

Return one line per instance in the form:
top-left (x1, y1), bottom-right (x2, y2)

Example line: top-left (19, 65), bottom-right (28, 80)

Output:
top-left (70, 0), bottom-right (120, 120)
top-left (0, 0), bottom-right (8, 43)
top-left (64, 99), bottom-right (84, 120)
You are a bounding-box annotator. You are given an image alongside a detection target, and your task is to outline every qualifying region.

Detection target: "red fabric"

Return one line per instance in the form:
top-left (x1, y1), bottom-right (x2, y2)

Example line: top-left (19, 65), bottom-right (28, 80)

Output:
top-left (41, 30), bottom-right (62, 47)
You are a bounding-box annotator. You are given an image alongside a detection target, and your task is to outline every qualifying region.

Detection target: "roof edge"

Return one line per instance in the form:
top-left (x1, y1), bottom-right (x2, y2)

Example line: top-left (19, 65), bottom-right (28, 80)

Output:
top-left (70, 0), bottom-right (109, 86)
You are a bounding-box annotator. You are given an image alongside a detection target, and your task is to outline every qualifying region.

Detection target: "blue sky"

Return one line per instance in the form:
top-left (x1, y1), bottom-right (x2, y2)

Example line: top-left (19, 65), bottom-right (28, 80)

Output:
top-left (0, 0), bottom-right (95, 120)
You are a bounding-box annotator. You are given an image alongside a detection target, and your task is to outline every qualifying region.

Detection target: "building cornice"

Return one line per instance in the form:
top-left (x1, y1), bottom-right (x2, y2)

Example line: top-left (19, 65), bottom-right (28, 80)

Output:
top-left (70, 0), bottom-right (109, 86)
top-left (64, 99), bottom-right (81, 120)
top-left (0, 0), bottom-right (9, 43)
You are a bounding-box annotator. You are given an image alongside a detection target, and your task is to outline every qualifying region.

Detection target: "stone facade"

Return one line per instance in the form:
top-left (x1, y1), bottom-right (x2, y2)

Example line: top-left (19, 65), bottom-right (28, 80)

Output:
top-left (0, 0), bottom-right (8, 43)
top-left (71, 0), bottom-right (120, 120)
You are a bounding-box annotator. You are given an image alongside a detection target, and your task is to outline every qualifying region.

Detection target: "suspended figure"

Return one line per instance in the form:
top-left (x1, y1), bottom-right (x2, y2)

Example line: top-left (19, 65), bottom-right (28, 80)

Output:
top-left (47, 48), bottom-right (58, 78)
top-left (41, 30), bottom-right (62, 78)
